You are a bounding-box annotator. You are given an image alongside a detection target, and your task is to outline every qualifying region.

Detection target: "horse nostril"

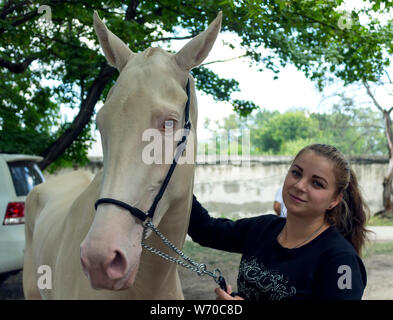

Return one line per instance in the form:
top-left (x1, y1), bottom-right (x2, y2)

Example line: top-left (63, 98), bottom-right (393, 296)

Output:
top-left (106, 250), bottom-right (128, 280)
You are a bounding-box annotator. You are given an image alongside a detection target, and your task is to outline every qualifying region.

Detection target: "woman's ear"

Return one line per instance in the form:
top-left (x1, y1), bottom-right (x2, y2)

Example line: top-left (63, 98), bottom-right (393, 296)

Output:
top-left (328, 192), bottom-right (344, 210)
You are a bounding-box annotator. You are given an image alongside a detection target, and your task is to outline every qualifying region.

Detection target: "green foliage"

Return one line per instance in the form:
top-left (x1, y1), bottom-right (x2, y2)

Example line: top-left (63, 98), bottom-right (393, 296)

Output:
top-left (242, 0), bottom-right (393, 87)
top-left (310, 100), bottom-right (386, 155)
top-left (367, 215), bottom-right (393, 226)
top-left (253, 111), bottom-right (319, 153)
top-left (0, 67), bottom-right (60, 155)
top-left (1, 0), bottom-right (392, 169)
top-left (201, 95), bottom-right (386, 156)
top-left (192, 66), bottom-right (240, 102)
top-left (280, 137), bottom-right (317, 155)
top-left (362, 241), bottom-right (393, 258)
top-left (45, 122), bottom-right (94, 173)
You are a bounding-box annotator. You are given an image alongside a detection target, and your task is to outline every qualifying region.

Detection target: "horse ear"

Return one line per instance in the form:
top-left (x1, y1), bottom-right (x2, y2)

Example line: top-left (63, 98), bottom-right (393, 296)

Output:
top-left (93, 11), bottom-right (135, 72)
top-left (175, 12), bottom-right (222, 71)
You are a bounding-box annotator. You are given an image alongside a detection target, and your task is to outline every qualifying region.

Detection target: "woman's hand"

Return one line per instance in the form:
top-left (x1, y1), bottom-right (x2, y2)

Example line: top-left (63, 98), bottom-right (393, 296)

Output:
top-left (214, 284), bottom-right (244, 300)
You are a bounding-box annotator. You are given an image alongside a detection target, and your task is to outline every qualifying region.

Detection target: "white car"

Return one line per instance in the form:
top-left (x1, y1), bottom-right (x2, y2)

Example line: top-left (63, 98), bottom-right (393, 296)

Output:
top-left (0, 154), bottom-right (44, 277)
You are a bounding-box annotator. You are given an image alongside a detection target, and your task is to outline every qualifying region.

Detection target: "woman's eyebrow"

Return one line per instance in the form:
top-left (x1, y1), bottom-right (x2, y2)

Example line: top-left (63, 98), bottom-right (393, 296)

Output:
top-left (294, 164), bottom-right (328, 185)
top-left (293, 164), bottom-right (303, 171)
top-left (312, 175), bottom-right (328, 185)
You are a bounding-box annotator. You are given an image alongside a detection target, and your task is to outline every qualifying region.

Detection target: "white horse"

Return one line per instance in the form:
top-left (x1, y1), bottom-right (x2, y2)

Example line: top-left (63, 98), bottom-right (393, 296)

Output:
top-left (23, 11), bottom-right (222, 299)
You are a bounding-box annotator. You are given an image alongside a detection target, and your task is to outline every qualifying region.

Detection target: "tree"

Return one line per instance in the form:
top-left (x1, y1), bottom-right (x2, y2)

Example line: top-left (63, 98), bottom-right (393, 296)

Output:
top-left (1, 0), bottom-right (262, 171)
top-left (1, 0), bottom-right (392, 171)
top-left (310, 95), bottom-right (386, 155)
top-left (248, 109), bottom-right (279, 154)
top-left (0, 0), bottom-right (121, 171)
top-left (206, 99), bottom-right (386, 157)
top-left (363, 81), bottom-right (393, 217)
top-left (252, 111), bottom-right (319, 154)
top-left (244, 0), bottom-right (393, 216)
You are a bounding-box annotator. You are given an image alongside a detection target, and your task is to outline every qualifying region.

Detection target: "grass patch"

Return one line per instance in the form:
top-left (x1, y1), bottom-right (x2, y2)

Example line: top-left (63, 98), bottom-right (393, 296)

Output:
top-left (184, 238), bottom-right (393, 260)
top-left (183, 237), bottom-right (393, 267)
top-left (362, 241), bottom-right (393, 258)
top-left (367, 215), bottom-right (393, 226)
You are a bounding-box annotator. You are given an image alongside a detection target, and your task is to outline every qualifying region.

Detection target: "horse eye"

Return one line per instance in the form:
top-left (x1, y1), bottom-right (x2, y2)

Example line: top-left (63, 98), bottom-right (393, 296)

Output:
top-left (165, 120), bottom-right (173, 128)
top-left (163, 120), bottom-right (175, 131)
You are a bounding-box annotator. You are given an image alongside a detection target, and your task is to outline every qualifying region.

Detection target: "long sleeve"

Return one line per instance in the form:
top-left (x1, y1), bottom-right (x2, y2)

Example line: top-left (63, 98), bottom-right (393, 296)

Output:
top-left (187, 195), bottom-right (254, 254)
top-left (313, 251), bottom-right (367, 300)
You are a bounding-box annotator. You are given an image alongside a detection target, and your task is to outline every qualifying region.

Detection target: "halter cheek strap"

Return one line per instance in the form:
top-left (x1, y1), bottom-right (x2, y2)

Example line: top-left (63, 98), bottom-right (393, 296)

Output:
top-left (94, 78), bottom-right (191, 222)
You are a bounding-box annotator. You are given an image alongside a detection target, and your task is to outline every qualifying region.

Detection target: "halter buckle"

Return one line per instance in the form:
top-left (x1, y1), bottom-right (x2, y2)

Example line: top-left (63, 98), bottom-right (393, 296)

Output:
top-left (142, 217), bottom-right (154, 240)
top-left (184, 120), bottom-right (191, 130)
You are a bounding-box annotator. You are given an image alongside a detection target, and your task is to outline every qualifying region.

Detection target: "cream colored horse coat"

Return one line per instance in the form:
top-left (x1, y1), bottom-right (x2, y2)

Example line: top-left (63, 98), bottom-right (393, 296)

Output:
top-left (23, 11), bottom-right (222, 299)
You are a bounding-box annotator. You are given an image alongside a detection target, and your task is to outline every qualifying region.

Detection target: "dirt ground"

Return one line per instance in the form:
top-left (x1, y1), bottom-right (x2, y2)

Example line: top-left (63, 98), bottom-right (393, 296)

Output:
top-left (362, 253), bottom-right (393, 299)
top-left (1, 247), bottom-right (392, 300)
top-left (178, 246), bottom-right (393, 300)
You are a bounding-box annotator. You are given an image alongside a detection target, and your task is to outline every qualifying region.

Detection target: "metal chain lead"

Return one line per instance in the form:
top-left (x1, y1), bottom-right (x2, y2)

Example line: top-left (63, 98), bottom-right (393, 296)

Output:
top-left (141, 219), bottom-right (222, 283)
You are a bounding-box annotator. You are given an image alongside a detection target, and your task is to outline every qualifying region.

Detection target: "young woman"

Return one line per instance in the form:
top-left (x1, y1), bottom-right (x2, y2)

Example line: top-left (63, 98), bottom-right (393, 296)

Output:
top-left (188, 144), bottom-right (369, 300)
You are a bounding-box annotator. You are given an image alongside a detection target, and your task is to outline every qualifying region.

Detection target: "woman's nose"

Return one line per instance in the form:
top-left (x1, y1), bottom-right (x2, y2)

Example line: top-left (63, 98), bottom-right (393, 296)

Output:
top-left (294, 178), bottom-right (307, 192)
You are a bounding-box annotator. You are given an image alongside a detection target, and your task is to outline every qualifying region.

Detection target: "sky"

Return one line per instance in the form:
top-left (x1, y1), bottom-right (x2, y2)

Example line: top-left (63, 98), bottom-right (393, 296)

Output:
top-left (87, 36), bottom-right (328, 157)
top-left (83, 0), bottom-right (393, 157)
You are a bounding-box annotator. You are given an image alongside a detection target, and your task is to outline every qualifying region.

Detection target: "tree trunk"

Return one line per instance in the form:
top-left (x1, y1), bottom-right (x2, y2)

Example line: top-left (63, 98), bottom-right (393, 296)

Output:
top-left (364, 82), bottom-right (393, 218)
top-left (38, 64), bottom-right (116, 170)
top-left (381, 110), bottom-right (393, 218)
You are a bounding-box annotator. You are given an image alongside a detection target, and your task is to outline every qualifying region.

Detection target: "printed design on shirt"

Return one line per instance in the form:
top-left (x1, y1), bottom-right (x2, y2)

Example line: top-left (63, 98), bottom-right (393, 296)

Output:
top-left (237, 256), bottom-right (296, 300)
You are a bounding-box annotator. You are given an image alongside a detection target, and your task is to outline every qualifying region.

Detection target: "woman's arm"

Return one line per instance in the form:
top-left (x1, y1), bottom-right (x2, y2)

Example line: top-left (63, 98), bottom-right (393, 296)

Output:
top-left (187, 195), bottom-right (253, 254)
top-left (314, 252), bottom-right (367, 300)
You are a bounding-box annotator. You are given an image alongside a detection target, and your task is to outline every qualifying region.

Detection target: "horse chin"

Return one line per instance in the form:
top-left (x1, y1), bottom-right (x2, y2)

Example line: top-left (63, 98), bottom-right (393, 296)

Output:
top-left (111, 259), bottom-right (140, 291)
top-left (125, 262), bottom-right (140, 289)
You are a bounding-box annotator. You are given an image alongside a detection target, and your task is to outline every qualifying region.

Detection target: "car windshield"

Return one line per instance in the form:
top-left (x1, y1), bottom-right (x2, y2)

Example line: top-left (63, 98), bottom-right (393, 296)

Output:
top-left (7, 161), bottom-right (44, 196)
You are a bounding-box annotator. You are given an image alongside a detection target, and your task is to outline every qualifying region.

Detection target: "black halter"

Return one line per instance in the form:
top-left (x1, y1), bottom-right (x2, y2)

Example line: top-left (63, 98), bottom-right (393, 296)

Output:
top-left (94, 78), bottom-right (192, 222)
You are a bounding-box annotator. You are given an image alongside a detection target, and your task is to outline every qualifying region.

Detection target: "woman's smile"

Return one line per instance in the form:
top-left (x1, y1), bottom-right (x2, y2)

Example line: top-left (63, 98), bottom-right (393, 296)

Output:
top-left (288, 193), bottom-right (307, 203)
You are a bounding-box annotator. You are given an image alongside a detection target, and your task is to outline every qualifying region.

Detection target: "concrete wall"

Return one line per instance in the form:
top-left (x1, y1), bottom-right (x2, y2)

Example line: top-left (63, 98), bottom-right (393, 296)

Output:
top-left (193, 156), bottom-right (388, 218)
top-left (47, 155), bottom-right (389, 218)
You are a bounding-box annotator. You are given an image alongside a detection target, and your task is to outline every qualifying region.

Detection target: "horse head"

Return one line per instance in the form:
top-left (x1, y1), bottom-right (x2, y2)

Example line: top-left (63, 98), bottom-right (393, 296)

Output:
top-left (80, 11), bottom-right (222, 291)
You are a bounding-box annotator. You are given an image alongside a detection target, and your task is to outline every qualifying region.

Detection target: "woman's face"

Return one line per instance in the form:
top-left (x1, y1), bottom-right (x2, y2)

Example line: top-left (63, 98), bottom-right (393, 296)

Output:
top-left (282, 150), bottom-right (342, 219)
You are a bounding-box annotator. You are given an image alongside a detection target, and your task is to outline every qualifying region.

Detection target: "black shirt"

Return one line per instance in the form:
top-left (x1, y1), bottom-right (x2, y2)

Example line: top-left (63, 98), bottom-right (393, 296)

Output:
top-left (188, 195), bottom-right (367, 300)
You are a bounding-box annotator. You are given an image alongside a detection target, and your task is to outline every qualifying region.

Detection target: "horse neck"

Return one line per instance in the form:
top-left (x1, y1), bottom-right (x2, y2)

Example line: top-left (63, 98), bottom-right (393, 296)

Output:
top-left (155, 191), bottom-right (193, 246)
top-left (131, 178), bottom-right (194, 299)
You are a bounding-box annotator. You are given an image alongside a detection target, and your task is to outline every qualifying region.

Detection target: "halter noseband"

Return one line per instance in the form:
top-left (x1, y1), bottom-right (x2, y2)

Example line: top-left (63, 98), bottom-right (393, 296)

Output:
top-left (94, 78), bottom-right (192, 222)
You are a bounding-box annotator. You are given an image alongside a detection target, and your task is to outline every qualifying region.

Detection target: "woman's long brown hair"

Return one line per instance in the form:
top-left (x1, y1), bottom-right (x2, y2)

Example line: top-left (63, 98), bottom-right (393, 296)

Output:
top-left (294, 144), bottom-right (371, 255)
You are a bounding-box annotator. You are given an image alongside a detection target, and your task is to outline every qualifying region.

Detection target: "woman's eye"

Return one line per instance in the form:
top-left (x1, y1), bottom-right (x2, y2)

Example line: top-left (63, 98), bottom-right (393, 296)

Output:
top-left (313, 181), bottom-right (324, 188)
top-left (291, 170), bottom-right (301, 177)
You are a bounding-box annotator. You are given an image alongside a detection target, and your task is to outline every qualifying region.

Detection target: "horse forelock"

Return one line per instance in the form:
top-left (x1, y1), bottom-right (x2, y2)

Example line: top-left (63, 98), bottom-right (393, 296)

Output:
top-left (143, 46), bottom-right (166, 58)
top-left (110, 49), bottom-right (188, 113)
top-left (122, 47), bottom-right (185, 81)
